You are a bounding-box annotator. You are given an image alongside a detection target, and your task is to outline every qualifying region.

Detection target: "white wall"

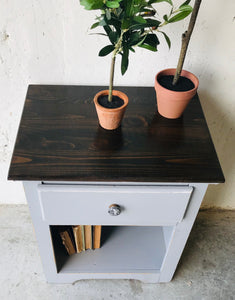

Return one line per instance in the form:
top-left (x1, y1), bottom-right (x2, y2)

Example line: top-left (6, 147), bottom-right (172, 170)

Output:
top-left (0, 0), bottom-right (234, 208)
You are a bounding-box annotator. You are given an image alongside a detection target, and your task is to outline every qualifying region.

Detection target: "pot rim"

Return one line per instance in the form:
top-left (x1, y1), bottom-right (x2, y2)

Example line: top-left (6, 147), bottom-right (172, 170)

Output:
top-left (94, 90), bottom-right (129, 112)
top-left (155, 68), bottom-right (199, 94)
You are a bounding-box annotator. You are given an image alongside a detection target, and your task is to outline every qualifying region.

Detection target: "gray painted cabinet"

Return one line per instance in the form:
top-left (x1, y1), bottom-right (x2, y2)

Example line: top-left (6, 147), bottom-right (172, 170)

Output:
top-left (8, 85), bottom-right (224, 283)
top-left (23, 181), bottom-right (208, 283)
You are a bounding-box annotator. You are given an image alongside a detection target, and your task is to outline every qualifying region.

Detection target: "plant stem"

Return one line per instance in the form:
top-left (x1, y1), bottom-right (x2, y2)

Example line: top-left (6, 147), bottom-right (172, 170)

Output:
top-left (173, 0), bottom-right (202, 86)
top-left (108, 30), bottom-right (126, 102)
top-left (108, 55), bottom-right (116, 102)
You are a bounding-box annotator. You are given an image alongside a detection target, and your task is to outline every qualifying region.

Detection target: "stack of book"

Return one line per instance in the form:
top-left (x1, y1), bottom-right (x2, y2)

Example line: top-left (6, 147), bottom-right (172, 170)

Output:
top-left (59, 225), bottom-right (102, 255)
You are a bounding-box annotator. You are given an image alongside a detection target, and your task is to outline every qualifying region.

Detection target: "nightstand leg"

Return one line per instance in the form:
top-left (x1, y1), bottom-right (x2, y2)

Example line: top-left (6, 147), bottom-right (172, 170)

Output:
top-left (23, 181), bottom-right (58, 282)
top-left (159, 183), bottom-right (208, 282)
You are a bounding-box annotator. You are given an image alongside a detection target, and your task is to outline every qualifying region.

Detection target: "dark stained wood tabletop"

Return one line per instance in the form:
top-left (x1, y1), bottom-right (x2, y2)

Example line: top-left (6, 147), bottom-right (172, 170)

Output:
top-left (8, 85), bottom-right (224, 183)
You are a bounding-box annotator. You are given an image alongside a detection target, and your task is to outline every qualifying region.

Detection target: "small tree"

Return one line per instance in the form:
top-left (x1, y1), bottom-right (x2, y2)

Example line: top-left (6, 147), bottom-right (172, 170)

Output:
top-left (80, 0), bottom-right (194, 100)
top-left (80, 0), bottom-right (163, 102)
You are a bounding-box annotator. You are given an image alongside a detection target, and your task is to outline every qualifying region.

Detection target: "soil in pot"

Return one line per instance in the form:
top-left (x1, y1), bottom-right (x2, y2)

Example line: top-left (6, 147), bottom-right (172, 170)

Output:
top-left (98, 95), bottom-right (124, 109)
top-left (158, 75), bottom-right (195, 92)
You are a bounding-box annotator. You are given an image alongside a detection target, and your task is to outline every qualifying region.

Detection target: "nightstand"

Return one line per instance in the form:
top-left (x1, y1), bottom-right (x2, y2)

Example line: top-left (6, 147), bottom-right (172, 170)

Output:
top-left (8, 85), bottom-right (224, 283)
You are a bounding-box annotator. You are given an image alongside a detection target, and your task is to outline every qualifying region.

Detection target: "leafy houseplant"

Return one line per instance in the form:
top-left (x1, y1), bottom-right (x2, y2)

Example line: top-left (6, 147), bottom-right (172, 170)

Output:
top-left (155, 0), bottom-right (202, 119)
top-left (80, 0), bottom-right (170, 130)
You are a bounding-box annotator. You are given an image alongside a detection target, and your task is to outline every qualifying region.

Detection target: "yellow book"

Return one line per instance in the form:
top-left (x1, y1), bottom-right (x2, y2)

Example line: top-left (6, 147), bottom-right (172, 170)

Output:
top-left (73, 225), bottom-right (85, 253)
top-left (85, 225), bottom-right (92, 250)
top-left (93, 225), bottom-right (102, 249)
top-left (59, 227), bottom-right (76, 256)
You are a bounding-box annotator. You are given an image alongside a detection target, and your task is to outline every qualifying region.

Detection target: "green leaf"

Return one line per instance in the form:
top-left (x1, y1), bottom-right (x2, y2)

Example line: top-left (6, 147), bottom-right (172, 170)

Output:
top-left (128, 32), bottom-right (142, 46)
top-left (124, 0), bottom-right (134, 17)
top-left (168, 10), bottom-right (192, 23)
top-left (80, 0), bottom-right (104, 10)
top-left (133, 16), bottom-right (147, 24)
top-left (138, 44), bottom-right (157, 51)
top-left (99, 45), bottom-right (115, 56)
top-left (103, 25), bottom-right (112, 35)
top-left (108, 19), bottom-right (122, 35)
top-left (146, 18), bottom-right (161, 27)
top-left (138, 33), bottom-right (159, 52)
top-left (115, 6), bottom-right (123, 17)
top-left (144, 34), bottom-right (159, 48)
top-left (136, 36), bottom-right (147, 46)
top-left (106, 10), bottom-right (111, 20)
top-left (163, 14), bottom-right (168, 22)
top-left (121, 46), bottom-right (129, 75)
top-left (130, 18), bottom-right (161, 30)
top-left (90, 22), bottom-right (100, 29)
top-left (89, 33), bottom-right (107, 37)
top-left (106, 1), bottom-right (120, 8)
top-left (179, 5), bottom-right (193, 12)
top-left (122, 18), bottom-right (131, 29)
top-left (108, 31), bottom-right (119, 44)
top-left (99, 18), bottom-right (107, 26)
top-left (180, 0), bottom-right (191, 8)
top-left (129, 47), bottom-right (135, 52)
top-left (159, 31), bottom-right (171, 48)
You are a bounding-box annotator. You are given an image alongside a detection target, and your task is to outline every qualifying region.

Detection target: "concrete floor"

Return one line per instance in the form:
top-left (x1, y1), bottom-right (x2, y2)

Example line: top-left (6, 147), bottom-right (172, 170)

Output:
top-left (0, 205), bottom-right (234, 300)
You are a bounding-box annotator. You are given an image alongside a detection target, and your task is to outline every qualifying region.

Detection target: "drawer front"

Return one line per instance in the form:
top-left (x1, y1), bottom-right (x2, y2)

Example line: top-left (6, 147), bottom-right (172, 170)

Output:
top-left (38, 185), bottom-right (193, 225)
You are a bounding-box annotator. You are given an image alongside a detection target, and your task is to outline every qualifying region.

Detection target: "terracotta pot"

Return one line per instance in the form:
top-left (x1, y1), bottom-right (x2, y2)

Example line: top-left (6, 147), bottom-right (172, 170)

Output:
top-left (94, 90), bottom-right (129, 130)
top-left (155, 68), bottom-right (199, 119)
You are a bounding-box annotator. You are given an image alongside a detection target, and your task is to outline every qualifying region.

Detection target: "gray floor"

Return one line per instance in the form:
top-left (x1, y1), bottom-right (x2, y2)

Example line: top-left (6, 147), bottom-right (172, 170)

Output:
top-left (0, 205), bottom-right (234, 300)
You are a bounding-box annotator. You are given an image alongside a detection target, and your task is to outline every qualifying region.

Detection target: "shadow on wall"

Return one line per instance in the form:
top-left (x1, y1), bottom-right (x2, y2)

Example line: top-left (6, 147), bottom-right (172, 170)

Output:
top-left (199, 89), bottom-right (235, 209)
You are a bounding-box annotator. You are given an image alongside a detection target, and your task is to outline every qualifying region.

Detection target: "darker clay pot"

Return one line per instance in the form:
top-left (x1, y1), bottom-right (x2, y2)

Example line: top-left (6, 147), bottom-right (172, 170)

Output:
top-left (155, 69), bottom-right (199, 119)
top-left (94, 90), bottom-right (129, 130)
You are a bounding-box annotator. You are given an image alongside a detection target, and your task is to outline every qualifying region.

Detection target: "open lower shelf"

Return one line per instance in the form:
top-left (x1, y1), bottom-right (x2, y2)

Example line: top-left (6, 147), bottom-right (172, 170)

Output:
top-left (50, 226), bottom-right (174, 274)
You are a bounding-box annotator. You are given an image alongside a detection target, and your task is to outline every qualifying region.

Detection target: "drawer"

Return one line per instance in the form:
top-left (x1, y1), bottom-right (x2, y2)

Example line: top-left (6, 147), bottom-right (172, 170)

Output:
top-left (37, 184), bottom-right (193, 225)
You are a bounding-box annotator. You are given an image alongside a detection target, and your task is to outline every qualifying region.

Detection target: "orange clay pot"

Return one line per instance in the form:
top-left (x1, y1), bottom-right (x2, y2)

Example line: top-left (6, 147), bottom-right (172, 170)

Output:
top-left (94, 90), bottom-right (129, 130)
top-left (155, 68), bottom-right (199, 119)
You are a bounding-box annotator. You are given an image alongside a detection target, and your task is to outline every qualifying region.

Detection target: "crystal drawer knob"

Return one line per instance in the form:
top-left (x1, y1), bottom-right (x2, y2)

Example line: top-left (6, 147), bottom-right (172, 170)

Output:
top-left (108, 204), bottom-right (121, 216)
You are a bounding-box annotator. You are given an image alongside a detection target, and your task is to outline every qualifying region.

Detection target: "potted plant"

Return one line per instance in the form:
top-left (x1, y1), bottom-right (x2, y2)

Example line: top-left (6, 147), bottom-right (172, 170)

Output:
top-left (154, 0), bottom-right (202, 119)
top-left (80, 0), bottom-right (166, 130)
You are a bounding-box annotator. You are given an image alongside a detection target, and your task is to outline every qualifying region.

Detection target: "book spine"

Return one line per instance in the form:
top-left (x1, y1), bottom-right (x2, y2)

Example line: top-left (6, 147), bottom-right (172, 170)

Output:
top-left (93, 225), bottom-right (102, 249)
top-left (85, 225), bottom-right (92, 250)
top-left (73, 226), bottom-right (83, 253)
top-left (81, 225), bottom-right (85, 251)
top-left (59, 230), bottom-right (76, 255)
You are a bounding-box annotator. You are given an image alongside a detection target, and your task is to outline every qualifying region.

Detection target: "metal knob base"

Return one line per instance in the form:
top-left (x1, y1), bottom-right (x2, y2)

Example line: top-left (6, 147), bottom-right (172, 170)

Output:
top-left (108, 204), bottom-right (121, 216)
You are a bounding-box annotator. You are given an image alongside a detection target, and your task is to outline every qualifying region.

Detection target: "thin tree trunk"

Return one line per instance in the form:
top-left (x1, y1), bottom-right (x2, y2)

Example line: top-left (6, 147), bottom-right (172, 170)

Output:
top-left (173, 0), bottom-right (202, 85)
top-left (108, 55), bottom-right (116, 102)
